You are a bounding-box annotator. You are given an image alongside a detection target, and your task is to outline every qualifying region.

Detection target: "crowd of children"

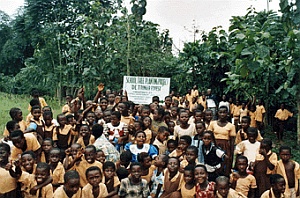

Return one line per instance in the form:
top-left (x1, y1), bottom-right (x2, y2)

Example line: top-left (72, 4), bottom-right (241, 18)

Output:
top-left (0, 85), bottom-right (297, 198)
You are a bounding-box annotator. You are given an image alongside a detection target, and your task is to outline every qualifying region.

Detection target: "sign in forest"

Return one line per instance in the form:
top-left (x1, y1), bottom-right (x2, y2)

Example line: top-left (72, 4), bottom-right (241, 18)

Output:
top-left (123, 76), bottom-right (170, 104)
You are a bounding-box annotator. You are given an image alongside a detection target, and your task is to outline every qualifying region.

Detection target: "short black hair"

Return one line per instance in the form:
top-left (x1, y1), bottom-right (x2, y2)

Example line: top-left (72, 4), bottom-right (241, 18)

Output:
top-left (137, 152), bottom-right (150, 163)
top-left (168, 157), bottom-right (179, 165)
top-left (85, 166), bottom-right (102, 178)
top-left (31, 105), bottom-right (41, 112)
top-left (43, 111), bottom-right (53, 118)
top-left (10, 130), bottom-right (24, 139)
top-left (85, 145), bottom-right (97, 153)
top-left (103, 161), bottom-right (116, 171)
top-left (218, 106), bottom-right (229, 112)
top-left (111, 111), bottom-right (121, 120)
top-left (167, 139), bottom-right (178, 147)
top-left (64, 170), bottom-right (80, 183)
top-left (21, 150), bottom-right (36, 159)
top-left (130, 162), bottom-right (142, 170)
top-left (9, 108), bottom-right (21, 119)
top-left (279, 145), bottom-right (291, 153)
top-left (116, 167), bottom-right (129, 180)
top-left (235, 155), bottom-right (248, 168)
top-left (43, 138), bottom-right (54, 145)
top-left (135, 130), bottom-right (146, 138)
top-left (158, 126), bottom-right (169, 133)
top-left (247, 127), bottom-right (258, 137)
top-left (270, 174), bottom-right (284, 185)
top-left (30, 98), bottom-right (40, 107)
top-left (0, 143), bottom-right (10, 153)
top-left (195, 164), bottom-right (208, 173)
top-left (241, 116), bottom-right (251, 123)
top-left (186, 145), bottom-right (198, 156)
top-left (6, 120), bottom-right (18, 132)
top-left (92, 124), bottom-right (104, 139)
top-left (184, 164), bottom-right (195, 173)
top-left (180, 135), bottom-right (192, 145)
top-left (216, 176), bottom-right (229, 185)
top-left (120, 150), bottom-right (132, 161)
top-left (36, 162), bottom-right (50, 175)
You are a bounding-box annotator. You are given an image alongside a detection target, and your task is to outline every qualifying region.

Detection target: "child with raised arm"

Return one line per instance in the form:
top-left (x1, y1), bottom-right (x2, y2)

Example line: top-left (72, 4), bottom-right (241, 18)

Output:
top-left (102, 161), bottom-right (120, 198)
top-left (230, 156), bottom-right (256, 198)
top-left (118, 162), bottom-right (149, 198)
top-left (82, 166), bottom-right (108, 198)
top-left (53, 170), bottom-right (82, 198)
top-left (252, 138), bottom-right (277, 197)
top-left (274, 146), bottom-right (300, 198)
top-left (49, 148), bottom-right (65, 190)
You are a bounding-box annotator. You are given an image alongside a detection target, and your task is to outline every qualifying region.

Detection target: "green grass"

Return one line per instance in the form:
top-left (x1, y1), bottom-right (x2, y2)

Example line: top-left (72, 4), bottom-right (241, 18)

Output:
top-left (0, 92), bottom-right (61, 136)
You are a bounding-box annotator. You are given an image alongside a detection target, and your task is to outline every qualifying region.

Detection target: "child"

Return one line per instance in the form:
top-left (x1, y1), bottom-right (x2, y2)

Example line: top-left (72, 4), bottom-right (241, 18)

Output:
top-left (170, 106), bottom-right (178, 122)
top-left (118, 162), bottom-right (149, 198)
top-left (169, 135), bottom-right (192, 161)
top-left (124, 131), bottom-right (158, 162)
top-left (252, 138), bottom-right (277, 197)
top-left (62, 94), bottom-right (73, 114)
top-left (160, 157), bottom-right (183, 198)
top-left (208, 106), bottom-right (236, 176)
top-left (102, 161), bottom-right (120, 198)
top-left (43, 111), bottom-right (55, 139)
top-left (181, 145), bottom-right (198, 170)
top-left (150, 154), bottom-right (168, 197)
top-left (137, 152), bottom-right (156, 184)
top-left (193, 121), bottom-right (205, 147)
top-left (21, 151), bottom-right (37, 174)
top-left (260, 174), bottom-right (286, 198)
top-left (118, 102), bottom-right (135, 126)
top-left (167, 121), bottom-right (175, 139)
top-left (195, 164), bottom-right (215, 197)
top-left (151, 107), bottom-right (168, 134)
top-left (255, 99), bottom-right (266, 136)
top-left (115, 150), bottom-right (132, 170)
top-left (202, 130), bottom-right (226, 181)
top-left (3, 107), bottom-right (27, 138)
top-left (85, 111), bottom-right (96, 129)
top-left (53, 170), bottom-right (82, 197)
top-left (215, 176), bottom-right (246, 198)
top-left (234, 127), bottom-right (261, 164)
top-left (153, 126), bottom-right (169, 155)
top-left (63, 143), bottom-right (82, 170)
top-left (104, 111), bottom-right (128, 151)
top-left (2, 120), bottom-right (20, 149)
top-left (70, 145), bottom-right (103, 187)
top-left (248, 105), bottom-right (257, 128)
top-left (0, 143), bottom-right (19, 197)
top-left (141, 116), bottom-right (154, 144)
top-left (274, 103), bottom-right (293, 141)
top-left (49, 148), bottom-right (65, 190)
top-left (82, 166), bottom-right (108, 197)
top-left (274, 146), bottom-right (300, 198)
top-left (26, 105), bottom-right (44, 144)
top-left (235, 116), bottom-right (262, 145)
top-left (239, 102), bottom-right (249, 122)
top-left (76, 124), bottom-right (95, 149)
top-left (53, 114), bottom-right (77, 152)
top-left (174, 111), bottom-right (196, 140)
top-left (40, 138), bottom-right (53, 163)
top-left (10, 130), bottom-right (41, 161)
top-left (96, 150), bottom-right (106, 164)
top-left (180, 165), bottom-right (196, 198)
top-left (166, 139), bottom-right (177, 155)
top-left (204, 109), bottom-right (213, 128)
top-left (230, 156), bottom-right (256, 197)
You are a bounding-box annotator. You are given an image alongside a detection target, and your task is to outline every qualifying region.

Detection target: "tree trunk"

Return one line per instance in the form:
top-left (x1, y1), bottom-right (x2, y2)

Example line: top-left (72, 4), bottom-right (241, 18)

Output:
top-left (297, 96), bottom-right (300, 144)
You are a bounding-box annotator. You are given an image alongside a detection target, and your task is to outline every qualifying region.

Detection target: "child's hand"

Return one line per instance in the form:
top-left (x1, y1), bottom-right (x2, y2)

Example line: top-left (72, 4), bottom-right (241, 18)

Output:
top-left (97, 83), bottom-right (104, 92)
top-left (232, 172), bottom-right (240, 181)
top-left (115, 97), bottom-right (121, 104)
top-left (30, 186), bottom-right (39, 195)
top-left (5, 160), bottom-right (13, 171)
top-left (75, 149), bottom-right (83, 161)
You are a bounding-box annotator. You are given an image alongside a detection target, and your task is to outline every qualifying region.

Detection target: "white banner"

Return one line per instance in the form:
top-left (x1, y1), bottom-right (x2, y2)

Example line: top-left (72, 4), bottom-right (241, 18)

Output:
top-left (123, 76), bottom-right (170, 104)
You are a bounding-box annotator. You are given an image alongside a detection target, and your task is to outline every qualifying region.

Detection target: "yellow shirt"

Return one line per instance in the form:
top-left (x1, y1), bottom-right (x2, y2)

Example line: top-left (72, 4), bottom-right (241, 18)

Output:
top-left (121, 115), bottom-right (135, 126)
top-left (230, 174), bottom-right (257, 197)
top-left (76, 135), bottom-right (96, 149)
top-left (53, 185), bottom-right (82, 198)
top-left (235, 129), bottom-right (263, 145)
top-left (275, 109), bottom-right (293, 121)
top-left (153, 138), bottom-right (167, 155)
top-left (208, 121), bottom-right (236, 140)
top-left (102, 176), bottom-right (120, 188)
top-left (11, 133), bottom-right (41, 160)
top-left (82, 183), bottom-right (108, 198)
top-left (0, 167), bottom-right (17, 194)
top-left (180, 181), bottom-right (195, 198)
top-left (260, 188), bottom-right (287, 198)
top-left (255, 105), bottom-right (266, 122)
top-left (216, 188), bottom-right (247, 198)
top-left (27, 97), bottom-right (48, 112)
top-left (186, 94), bottom-right (193, 104)
top-left (232, 105), bottom-right (242, 117)
top-left (71, 160), bottom-right (103, 187)
top-left (51, 162), bottom-right (65, 185)
top-left (249, 111), bottom-right (257, 127)
top-left (3, 120), bottom-right (27, 137)
top-left (144, 128), bottom-right (152, 144)
top-left (274, 160), bottom-right (300, 197)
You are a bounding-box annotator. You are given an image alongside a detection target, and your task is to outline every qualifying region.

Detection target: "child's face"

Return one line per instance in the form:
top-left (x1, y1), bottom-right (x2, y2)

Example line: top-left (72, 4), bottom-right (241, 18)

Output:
top-left (104, 167), bottom-right (115, 179)
top-left (218, 108), bottom-right (228, 120)
top-left (94, 109), bottom-right (103, 120)
top-left (86, 113), bottom-right (95, 124)
top-left (84, 148), bottom-right (96, 164)
top-left (32, 108), bottom-right (41, 120)
top-left (134, 122), bottom-right (142, 131)
top-left (216, 181), bottom-right (229, 198)
top-left (117, 103), bottom-right (126, 115)
top-left (154, 155), bottom-right (165, 167)
top-left (153, 110), bottom-right (160, 121)
top-left (0, 148), bottom-right (9, 163)
top-left (184, 170), bottom-right (194, 184)
top-left (49, 150), bottom-right (60, 164)
top-left (96, 151), bottom-right (106, 164)
top-left (168, 122), bottom-right (175, 133)
top-left (65, 178), bottom-right (80, 196)
top-left (205, 111), bottom-right (213, 121)
top-left (11, 136), bottom-right (25, 149)
top-left (141, 109), bottom-right (150, 117)
top-left (11, 123), bottom-right (20, 133)
top-left (179, 112), bottom-right (189, 124)
top-left (15, 110), bottom-right (23, 121)
top-left (280, 149), bottom-right (291, 163)
top-left (71, 145), bottom-right (82, 159)
top-left (103, 111), bottom-right (111, 123)
top-left (142, 156), bottom-right (152, 169)
top-left (203, 133), bottom-right (212, 147)
top-left (135, 132), bottom-right (146, 147)
top-left (196, 123), bottom-right (205, 136)
top-left (260, 143), bottom-right (270, 152)
top-left (42, 140), bottom-right (53, 153)
top-left (110, 115), bottom-right (120, 126)
top-left (164, 114), bottom-right (171, 123)
top-left (195, 167), bottom-right (208, 184)
top-left (273, 178), bottom-right (286, 194)
top-left (43, 115), bottom-right (53, 126)
top-left (177, 139), bottom-right (189, 152)
top-left (165, 97), bottom-right (172, 106)
top-left (130, 165), bottom-right (142, 181)
top-left (241, 118), bottom-right (250, 130)
top-left (100, 99), bottom-right (108, 111)
top-left (236, 158), bottom-right (248, 173)
top-left (248, 133), bottom-right (257, 144)
top-left (167, 143), bottom-right (176, 153)
top-left (35, 168), bottom-right (49, 185)
top-left (186, 149), bottom-right (197, 163)
top-left (80, 126), bottom-right (90, 137)
top-left (171, 108), bottom-right (178, 117)
top-left (87, 169), bottom-right (102, 188)
top-left (167, 158), bottom-right (179, 173)
top-left (58, 115), bottom-right (67, 126)
top-left (142, 117), bottom-right (151, 128)
top-left (157, 131), bottom-right (169, 142)
top-left (108, 94), bottom-right (115, 103)
top-left (194, 112), bottom-right (203, 122)
top-left (21, 154), bottom-right (35, 172)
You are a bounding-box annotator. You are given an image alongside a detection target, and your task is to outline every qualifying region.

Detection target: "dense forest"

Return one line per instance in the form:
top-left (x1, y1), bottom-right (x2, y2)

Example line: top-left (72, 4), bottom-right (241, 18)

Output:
top-left (0, 0), bottom-right (299, 139)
